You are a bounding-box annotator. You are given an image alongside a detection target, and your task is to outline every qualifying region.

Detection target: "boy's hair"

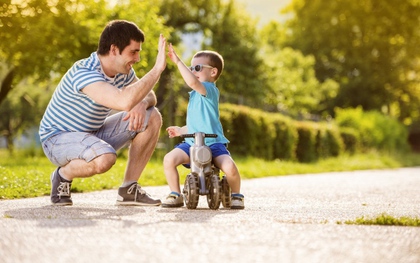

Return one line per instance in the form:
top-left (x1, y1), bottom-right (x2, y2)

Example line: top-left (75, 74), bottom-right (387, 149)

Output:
top-left (97, 20), bottom-right (145, 55)
top-left (193, 50), bottom-right (224, 81)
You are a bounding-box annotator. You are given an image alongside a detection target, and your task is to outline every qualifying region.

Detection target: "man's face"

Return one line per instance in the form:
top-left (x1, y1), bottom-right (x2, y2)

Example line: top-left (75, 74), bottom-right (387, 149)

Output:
top-left (114, 40), bottom-right (141, 74)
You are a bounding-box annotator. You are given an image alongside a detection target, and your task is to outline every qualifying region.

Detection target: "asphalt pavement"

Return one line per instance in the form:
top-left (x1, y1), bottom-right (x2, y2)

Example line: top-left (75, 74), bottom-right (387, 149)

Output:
top-left (1, 167), bottom-right (419, 263)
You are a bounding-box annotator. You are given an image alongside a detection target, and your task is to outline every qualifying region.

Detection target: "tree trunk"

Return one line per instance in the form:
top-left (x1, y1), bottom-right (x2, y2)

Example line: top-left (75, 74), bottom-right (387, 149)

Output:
top-left (0, 68), bottom-right (15, 105)
top-left (5, 134), bottom-right (14, 156)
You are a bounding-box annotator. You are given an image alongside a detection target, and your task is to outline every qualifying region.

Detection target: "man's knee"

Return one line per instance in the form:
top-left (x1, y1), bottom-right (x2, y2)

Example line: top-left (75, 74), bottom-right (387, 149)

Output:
top-left (93, 153), bottom-right (117, 174)
top-left (149, 107), bottom-right (162, 129)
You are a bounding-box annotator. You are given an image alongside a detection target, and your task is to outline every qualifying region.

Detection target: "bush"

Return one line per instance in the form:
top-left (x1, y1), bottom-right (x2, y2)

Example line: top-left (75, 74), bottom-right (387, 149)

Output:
top-left (271, 115), bottom-right (298, 160)
top-left (339, 127), bottom-right (360, 154)
top-left (166, 103), bottom-right (407, 162)
top-left (295, 121), bottom-right (317, 162)
top-left (315, 123), bottom-right (344, 159)
top-left (335, 107), bottom-right (409, 152)
top-left (220, 104), bottom-right (296, 160)
top-left (223, 104), bottom-right (257, 155)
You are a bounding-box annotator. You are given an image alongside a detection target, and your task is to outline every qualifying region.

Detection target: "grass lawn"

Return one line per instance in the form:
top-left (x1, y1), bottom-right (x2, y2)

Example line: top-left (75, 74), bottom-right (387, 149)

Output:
top-left (1, 149), bottom-right (420, 199)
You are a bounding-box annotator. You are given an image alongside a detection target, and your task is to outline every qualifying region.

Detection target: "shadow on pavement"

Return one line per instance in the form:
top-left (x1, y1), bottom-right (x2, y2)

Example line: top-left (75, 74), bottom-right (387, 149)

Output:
top-left (3, 205), bottom-right (145, 228)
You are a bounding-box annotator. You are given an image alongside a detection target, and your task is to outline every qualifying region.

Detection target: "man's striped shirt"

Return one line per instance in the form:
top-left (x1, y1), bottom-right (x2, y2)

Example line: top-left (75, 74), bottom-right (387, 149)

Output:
top-left (39, 52), bottom-right (135, 142)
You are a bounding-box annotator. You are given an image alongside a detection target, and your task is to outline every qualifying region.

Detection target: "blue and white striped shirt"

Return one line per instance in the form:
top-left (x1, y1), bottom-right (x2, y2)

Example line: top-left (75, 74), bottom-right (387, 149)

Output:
top-left (39, 52), bottom-right (135, 142)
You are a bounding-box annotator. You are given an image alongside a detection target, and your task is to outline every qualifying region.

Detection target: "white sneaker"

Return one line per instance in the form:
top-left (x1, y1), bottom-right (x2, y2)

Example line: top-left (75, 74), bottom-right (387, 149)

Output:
top-left (231, 194), bottom-right (245, 209)
top-left (161, 192), bottom-right (184, 208)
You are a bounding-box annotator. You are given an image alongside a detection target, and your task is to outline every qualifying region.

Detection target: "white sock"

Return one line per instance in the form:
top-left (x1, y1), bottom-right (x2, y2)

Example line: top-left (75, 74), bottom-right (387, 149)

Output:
top-left (121, 181), bottom-right (137, 187)
top-left (57, 168), bottom-right (72, 182)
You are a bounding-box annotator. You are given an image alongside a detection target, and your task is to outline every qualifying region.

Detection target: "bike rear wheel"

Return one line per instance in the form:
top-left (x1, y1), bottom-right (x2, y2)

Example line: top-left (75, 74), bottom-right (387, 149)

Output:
top-left (220, 175), bottom-right (231, 208)
top-left (207, 173), bottom-right (221, 210)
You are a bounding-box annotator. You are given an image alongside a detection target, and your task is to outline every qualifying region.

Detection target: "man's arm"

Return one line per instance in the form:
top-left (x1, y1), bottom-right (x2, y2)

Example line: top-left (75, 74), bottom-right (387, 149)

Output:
top-left (82, 34), bottom-right (166, 112)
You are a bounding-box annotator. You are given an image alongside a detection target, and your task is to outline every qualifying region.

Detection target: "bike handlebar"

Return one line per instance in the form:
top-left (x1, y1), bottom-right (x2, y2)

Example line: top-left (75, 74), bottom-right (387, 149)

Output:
top-left (180, 133), bottom-right (218, 138)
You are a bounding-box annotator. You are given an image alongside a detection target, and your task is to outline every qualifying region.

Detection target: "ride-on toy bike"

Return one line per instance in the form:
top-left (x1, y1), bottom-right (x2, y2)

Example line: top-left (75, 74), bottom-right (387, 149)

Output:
top-left (181, 132), bottom-right (231, 210)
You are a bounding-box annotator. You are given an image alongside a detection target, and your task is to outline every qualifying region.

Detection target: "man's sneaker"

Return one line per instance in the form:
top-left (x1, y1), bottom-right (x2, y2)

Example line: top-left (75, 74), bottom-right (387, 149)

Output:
top-left (116, 182), bottom-right (161, 206)
top-left (161, 192), bottom-right (184, 208)
top-left (231, 193), bottom-right (245, 209)
top-left (50, 168), bottom-right (73, 206)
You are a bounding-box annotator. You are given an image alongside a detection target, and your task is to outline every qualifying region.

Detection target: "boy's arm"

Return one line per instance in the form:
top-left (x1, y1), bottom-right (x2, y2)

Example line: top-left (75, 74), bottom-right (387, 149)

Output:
top-left (167, 43), bottom-right (206, 95)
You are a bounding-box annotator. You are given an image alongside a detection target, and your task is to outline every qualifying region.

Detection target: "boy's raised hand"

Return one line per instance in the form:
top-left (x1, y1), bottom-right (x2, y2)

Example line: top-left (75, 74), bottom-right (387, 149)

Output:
top-left (167, 43), bottom-right (181, 64)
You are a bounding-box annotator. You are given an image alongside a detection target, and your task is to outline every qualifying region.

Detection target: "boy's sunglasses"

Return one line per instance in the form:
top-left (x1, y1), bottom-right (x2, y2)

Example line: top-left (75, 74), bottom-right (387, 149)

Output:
top-left (189, 64), bottom-right (214, 72)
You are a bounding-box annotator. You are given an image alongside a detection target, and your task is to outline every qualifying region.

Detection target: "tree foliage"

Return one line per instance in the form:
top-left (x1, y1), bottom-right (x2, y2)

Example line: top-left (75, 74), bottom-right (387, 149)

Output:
top-left (259, 21), bottom-right (339, 117)
top-left (0, 66), bottom-right (48, 153)
top-left (157, 0), bottom-right (268, 107)
top-left (283, 0), bottom-right (420, 124)
top-left (0, 0), bottom-right (106, 103)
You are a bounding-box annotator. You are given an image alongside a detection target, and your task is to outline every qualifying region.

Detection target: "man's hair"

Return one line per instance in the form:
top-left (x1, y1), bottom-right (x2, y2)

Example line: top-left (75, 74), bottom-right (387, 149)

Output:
top-left (193, 50), bottom-right (224, 81)
top-left (97, 20), bottom-right (145, 55)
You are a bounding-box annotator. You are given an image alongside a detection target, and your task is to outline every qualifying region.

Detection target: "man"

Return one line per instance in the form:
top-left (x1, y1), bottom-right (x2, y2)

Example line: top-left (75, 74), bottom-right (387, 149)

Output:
top-left (39, 20), bottom-right (166, 206)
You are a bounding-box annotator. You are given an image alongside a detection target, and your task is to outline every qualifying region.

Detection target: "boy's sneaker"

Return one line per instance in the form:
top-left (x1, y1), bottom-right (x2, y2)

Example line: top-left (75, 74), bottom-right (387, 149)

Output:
top-left (161, 192), bottom-right (184, 208)
top-left (50, 168), bottom-right (73, 206)
top-left (116, 182), bottom-right (161, 206)
top-left (231, 193), bottom-right (245, 209)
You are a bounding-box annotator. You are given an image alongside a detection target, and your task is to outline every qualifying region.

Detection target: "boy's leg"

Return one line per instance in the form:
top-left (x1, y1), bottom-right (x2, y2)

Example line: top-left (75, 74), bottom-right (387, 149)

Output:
top-left (163, 147), bottom-right (190, 193)
top-left (210, 143), bottom-right (241, 193)
top-left (213, 154), bottom-right (241, 194)
top-left (211, 144), bottom-right (245, 209)
top-left (161, 143), bottom-right (190, 208)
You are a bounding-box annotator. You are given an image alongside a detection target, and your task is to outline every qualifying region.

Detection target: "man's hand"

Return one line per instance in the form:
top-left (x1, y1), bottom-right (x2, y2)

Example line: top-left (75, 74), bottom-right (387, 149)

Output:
top-left (124, 101), bottom-right (148, 131)
top-left (155, 34), bottom-right (167, 73)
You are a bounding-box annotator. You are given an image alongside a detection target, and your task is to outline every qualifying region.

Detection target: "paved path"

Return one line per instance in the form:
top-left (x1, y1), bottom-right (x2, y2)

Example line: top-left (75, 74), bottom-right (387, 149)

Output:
top-left (1, 168), bottom-right (419, 263)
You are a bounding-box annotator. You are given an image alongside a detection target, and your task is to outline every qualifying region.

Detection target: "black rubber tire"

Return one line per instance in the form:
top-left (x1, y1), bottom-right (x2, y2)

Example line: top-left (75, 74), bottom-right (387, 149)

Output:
top-left (220, 175), bottom-right (231, 208)
top-left (207, 173), bottom-right (221, 210)
top-left (183, 173), bottom-right (199, 209)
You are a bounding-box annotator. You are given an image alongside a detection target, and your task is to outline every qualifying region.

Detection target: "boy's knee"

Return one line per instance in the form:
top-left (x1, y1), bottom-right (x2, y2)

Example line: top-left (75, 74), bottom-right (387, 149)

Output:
top-left (163, 153), bottom-right (174, 166)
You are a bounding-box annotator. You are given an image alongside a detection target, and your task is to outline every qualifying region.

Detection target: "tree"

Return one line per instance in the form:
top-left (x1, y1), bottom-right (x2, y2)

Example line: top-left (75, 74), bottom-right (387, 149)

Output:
top-left (208, 0), bottom-right (269, 107)
top-left (259, 21), bottom-right (339, 118)
top-left (283, 0), bottom-right (420, 124)
top-left (0, 0), bottom-right (106, 104)
top-left (0, 70), bottom-right (50, 154)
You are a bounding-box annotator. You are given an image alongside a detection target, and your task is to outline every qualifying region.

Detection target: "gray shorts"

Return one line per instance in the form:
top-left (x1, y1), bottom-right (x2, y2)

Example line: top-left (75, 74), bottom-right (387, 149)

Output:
top-left (42, 108), bottom-right (153, 167)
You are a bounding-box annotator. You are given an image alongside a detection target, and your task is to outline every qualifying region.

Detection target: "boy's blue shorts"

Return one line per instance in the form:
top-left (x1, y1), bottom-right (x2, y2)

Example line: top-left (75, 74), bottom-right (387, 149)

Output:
top-left (175, 142), bottom-right (230, 168)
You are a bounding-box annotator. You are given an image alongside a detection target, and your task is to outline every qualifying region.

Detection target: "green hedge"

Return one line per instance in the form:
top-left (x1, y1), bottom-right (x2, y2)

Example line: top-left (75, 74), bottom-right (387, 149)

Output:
top-left (220, 104), bottom-right (297, 160)
top-left (315, 123), bottom-right (344, 159)
top-left (295, 121), bottom-right (317, 162)
top-left (339, 127), bottom-right (359, 153)
top-left (168, 103), bottom-right (409, 162)
top-left (335, 107), bottom-right (409, 152)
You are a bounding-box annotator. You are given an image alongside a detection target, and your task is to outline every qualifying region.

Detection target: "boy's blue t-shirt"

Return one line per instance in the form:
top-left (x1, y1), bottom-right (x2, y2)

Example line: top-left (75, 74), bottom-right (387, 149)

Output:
top-left (185, 82), bottom-right (229, 146)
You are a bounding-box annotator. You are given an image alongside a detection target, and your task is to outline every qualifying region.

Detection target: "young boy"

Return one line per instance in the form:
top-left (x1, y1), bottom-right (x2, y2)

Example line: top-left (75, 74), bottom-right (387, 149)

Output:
top-left (162, 43), bottom-right (244, 209)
